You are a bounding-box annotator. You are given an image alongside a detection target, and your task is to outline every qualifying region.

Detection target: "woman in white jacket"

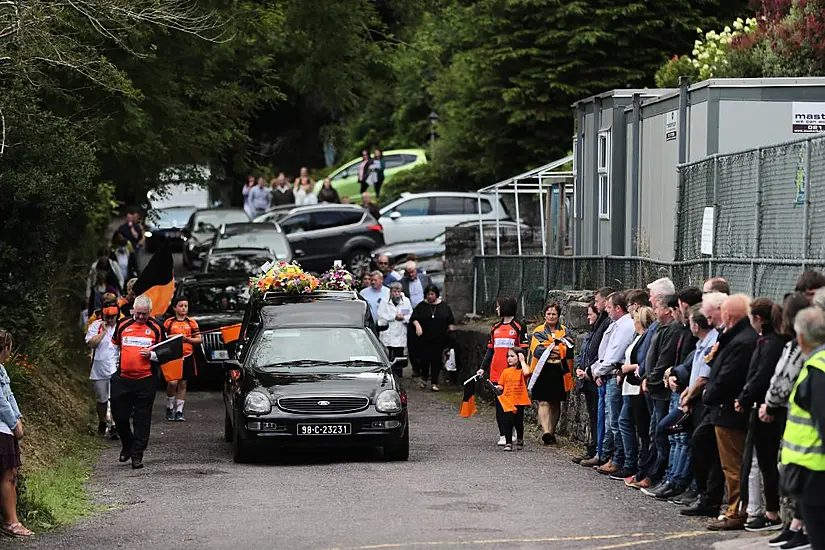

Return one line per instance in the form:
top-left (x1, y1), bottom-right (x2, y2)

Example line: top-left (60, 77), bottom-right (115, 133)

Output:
top-left (378, 282), bottom-right (412, 376)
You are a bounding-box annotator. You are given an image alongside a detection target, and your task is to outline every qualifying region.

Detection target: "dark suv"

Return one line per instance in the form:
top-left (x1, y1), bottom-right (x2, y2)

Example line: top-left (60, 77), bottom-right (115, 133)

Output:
top-left (223, 290), bottom-right (409, 463)
top-left (269, 204), bottom-right (384, 275)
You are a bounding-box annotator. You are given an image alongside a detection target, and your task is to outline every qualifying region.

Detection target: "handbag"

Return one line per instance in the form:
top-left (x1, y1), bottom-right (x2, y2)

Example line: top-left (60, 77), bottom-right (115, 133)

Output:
top-left (443, 349), bottom-right (456, 372)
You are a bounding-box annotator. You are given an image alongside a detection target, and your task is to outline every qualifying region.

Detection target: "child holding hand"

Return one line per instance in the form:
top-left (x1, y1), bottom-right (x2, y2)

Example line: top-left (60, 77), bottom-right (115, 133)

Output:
top-left (496, 347), bottom-right (532, 451)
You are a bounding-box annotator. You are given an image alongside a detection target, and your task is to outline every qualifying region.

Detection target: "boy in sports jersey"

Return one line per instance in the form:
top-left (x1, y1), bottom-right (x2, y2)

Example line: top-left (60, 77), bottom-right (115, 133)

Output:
top-left (163, 297), bottom-right (201, 421)
top-left (110, 295), bottom-right (164, 469)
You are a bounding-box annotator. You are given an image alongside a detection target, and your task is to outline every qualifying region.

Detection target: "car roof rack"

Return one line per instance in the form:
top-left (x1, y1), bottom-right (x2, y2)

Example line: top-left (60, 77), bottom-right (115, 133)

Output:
top-left (260, 290), bottom-right (359, 303)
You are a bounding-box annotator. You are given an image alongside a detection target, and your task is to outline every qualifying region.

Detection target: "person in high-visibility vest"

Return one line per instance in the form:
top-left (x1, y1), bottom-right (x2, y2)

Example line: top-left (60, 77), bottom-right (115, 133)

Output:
top-left (781, 306), bottom-right (825, 550)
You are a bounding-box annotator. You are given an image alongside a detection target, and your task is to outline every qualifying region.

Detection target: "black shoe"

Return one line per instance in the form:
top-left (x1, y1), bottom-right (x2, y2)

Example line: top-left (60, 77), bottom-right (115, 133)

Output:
top-left (541, 433), bottom-right (556, 445)
top-left (655, 483), bottom-right (686, 500)
top-left (779, 530), bottom-right (810, 550)
top-left (119, 450), bottom-right (131, 463)
top-left (668, 486), bottom-right (699, 505)
top-left (131, 456), bottom-right (144, 470)
top-left (769, 527), bottom-right (797, 547)
top-left (97, 422), bottom-right (107, 435)
top-left (746, 515), bottom-right (783, 533)
top-left (165, 408), bottom-right (174, 421)
top-left (609, 468), bottom-right (637, 480)
top-left (109, 429), bottom-right (119, 441)
top-left (572, 453), bottom-right (593, 464)
top-left (680, 501), bottom-right (720, 518)
top-left (641, 480), bottom-right (669, 497)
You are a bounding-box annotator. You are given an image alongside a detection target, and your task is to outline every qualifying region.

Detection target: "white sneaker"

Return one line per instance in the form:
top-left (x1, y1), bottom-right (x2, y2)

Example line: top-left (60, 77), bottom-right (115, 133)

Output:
top-left (497, 436), bottom-right (506, 446)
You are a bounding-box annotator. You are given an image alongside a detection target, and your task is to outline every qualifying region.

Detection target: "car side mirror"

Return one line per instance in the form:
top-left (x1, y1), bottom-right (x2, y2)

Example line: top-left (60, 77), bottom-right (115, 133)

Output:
top-left (224, 359), bottom-right (242, 381)
top-left (389, 211), bottom-right (402, 220)
top-left (390, 357), bottom-right (408, 370)
top-left (294, 249), bottom-right (305, 257)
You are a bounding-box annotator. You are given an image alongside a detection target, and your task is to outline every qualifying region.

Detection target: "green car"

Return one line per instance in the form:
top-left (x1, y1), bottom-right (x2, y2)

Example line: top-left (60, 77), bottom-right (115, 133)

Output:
top-left (314, 149), bottom-right (427, 203)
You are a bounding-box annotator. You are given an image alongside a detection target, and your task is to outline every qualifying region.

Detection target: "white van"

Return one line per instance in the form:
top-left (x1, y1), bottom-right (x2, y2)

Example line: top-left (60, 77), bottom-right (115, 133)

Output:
top-left (147, 165), bottom-right (212, 210)
top-left (378, 191), bottom-right (510, 244)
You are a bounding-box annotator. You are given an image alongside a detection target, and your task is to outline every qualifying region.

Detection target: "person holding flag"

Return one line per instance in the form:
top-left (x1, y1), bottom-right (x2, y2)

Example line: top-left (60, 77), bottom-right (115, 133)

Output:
top-left (163, 297), bottom-right (201, 422)
top-left (494, 347), bottom-right (532, 451)
top-left (477, 296), bottom-right (528, 446)
top-left (110, 295), bottom-right (165, 470)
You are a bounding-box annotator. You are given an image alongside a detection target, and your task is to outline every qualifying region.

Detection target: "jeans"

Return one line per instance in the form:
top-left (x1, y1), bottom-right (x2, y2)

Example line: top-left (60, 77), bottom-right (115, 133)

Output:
top-left (637, 395), bottom-right (670, 482)
top-left (619, 395), bottom-right (639, 472)
top-left (110, 374), bottom-right (156, 459)
top-left (602, 377), bottom-right (624, 467)
top-left (662, 393), bottom-right (692, 486)
top-left (597, 383), bottom-right (608, 459)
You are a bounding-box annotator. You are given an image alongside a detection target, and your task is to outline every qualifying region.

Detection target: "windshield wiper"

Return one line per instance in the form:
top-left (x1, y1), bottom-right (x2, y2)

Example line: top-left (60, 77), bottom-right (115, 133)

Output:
top-left (257, 360), bottom-right (335, 368)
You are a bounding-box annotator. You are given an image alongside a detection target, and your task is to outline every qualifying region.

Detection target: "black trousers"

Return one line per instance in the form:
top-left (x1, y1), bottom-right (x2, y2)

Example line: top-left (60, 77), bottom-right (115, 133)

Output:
top-left (111, 374), bottom-right (157, 459)
top-left (419, 344), bottom-right (443, 385)
top-left (501, 405), bottom-right (526, 444)
top-left (582, 380), bottom-right (599, 456)
top-left (407, 327), bottom-right (422, 375)
top-left (751, 408), bottom-right (785, 513)
top-left (691, 411), bottom-right (725, 505)
top-left (387, 346), bottom-right (405, 376)
top-left (630, 393), bottom-right (651, 465)
top-left (802, 502), bottom-right (825, 549)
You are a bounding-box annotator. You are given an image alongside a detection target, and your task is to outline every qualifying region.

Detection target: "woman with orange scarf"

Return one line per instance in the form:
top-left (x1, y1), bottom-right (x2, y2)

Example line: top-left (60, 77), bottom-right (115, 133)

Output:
top-left (528, 302), bottom-right (574, 444)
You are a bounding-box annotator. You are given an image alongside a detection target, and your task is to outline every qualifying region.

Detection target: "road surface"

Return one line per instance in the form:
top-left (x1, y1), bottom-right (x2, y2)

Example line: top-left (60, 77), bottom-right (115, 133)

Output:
top-left (20, 382), bottom-right (768, 550)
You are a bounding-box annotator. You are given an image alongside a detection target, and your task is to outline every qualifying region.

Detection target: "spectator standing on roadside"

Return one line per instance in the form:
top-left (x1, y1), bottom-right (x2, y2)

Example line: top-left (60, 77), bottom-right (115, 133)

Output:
top-left (318, 178), bottom-right (341, 203)
top-left (0, 330), bottom-right (32, 538)
top-left (248, 177), bottom-right (272, 217)
top-left (86, 303), bottom-right (120, 436)
top-left (411, 284), bottom-right (455, 392)
top-left (358, 150), bottom-right (373, 194)
top-left (242, 176), bottom-right (256, 218)
top-left (360, 271), bottom-right (390, 322)
top-left (794, 270), bottom-right (825, 300)
top-left (110, 233), bottom-right (139, 289)
top-left (479, 297), bottom-right (529, 446)
top-left (110, 295), bottom-right (164, 470)
top-left (271, 173), bottom-right (295, 206)
top-left (375, 254), bottom-right (400, 286)
top-left (572, 302), bottom-right (599, 463)
top-left (373, 149), bottom-right (386, 197)
top-left (362, 192), bottom-right (381, 220)
top-left (378, 282), bottom-right (412, 375)
top-left (400, 262), bottom-right (431, 378)
top-left (779, 306), bottom-right (825, 549)
top-left (87, 248), bottom-right (123, 301)
top-left (117, 207), bottom-right (146, 267)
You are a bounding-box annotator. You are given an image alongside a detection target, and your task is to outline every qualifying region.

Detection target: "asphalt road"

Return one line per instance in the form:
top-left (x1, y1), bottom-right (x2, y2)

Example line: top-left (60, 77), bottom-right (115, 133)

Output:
top-left (20, 380), bottom-right (771, 550)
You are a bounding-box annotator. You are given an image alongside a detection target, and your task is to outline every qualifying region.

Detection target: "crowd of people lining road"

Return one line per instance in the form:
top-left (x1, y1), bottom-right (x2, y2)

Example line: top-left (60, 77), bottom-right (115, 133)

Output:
top-left (472, 272), bottom-right (825, 549)
top-left (242, 149), bottom-right (386, 218)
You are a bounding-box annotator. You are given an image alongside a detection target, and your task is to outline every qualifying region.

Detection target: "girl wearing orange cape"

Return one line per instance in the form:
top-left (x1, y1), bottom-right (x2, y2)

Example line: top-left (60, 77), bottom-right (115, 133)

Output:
top-left (528, 302), bottom-right (574, 445)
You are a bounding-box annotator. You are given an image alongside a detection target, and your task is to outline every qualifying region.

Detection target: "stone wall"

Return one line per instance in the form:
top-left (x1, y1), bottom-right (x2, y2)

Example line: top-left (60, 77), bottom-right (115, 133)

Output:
top-left (451, 289), bottom-right (596, 445)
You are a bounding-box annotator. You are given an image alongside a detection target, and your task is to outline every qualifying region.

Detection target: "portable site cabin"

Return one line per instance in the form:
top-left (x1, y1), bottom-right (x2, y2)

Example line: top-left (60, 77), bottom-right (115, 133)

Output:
top-left (573, 77), bottom-right (825, 261)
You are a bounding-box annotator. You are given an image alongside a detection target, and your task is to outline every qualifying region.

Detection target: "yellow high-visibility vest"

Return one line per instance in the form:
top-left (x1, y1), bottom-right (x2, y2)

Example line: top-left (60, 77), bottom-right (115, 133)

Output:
top-left (781, 350), bottom-right (825, 471)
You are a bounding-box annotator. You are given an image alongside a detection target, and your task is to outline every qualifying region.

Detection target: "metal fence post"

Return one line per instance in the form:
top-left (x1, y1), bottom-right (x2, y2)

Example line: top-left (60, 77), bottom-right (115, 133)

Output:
top-left (472, 260), bottom-right (478, 316)
top-left (803, 139), bottom-right (812, 271)
top-left (711, 155), bottom-right (719, 277)
top-left (752, 148), bottom-right (762, 297)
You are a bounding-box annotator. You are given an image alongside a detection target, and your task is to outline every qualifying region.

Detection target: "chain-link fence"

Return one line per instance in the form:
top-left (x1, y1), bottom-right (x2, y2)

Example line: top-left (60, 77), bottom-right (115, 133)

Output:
top-left (473, 134), bottom-right (825, 317)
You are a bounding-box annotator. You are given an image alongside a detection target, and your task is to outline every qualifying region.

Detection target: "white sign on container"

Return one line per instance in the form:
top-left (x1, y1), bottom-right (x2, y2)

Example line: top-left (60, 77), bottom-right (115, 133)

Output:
top-left (701, 207), bottom-right (714, 256)
top-left (792, 102), bottom-right (825, 134)
top-left (665, 111), bottom-right (678, 142)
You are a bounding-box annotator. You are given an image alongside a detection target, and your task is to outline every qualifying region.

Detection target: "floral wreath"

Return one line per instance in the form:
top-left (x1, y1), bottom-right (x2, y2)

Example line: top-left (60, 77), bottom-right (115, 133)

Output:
top-left (250, 261), bottom-right (319, 296)
top-left (318, 266), bottom-right (355, 291)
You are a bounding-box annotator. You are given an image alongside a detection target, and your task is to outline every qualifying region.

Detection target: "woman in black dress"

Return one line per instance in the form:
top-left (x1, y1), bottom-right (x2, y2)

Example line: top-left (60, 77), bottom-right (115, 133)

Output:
top-left (411, 284), bottom-right (455, 391)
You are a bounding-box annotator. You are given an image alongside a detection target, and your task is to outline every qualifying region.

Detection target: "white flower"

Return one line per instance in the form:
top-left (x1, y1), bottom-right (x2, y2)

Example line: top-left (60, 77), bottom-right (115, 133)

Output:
top-left (724, 26), bottom-right (731, 33)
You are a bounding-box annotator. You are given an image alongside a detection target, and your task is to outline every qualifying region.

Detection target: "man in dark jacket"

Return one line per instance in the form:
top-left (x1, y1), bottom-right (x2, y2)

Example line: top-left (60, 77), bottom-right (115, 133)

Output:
top-left (702, 295), bottom-right (759, 531)
top-left (575, 287), bottom-right (613, 465)
top-left (400, 262), bottom-right (431, 377)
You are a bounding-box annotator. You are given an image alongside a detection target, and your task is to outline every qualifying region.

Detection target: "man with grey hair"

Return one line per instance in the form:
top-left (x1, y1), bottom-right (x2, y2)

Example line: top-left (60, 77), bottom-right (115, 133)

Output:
top-left (647, 277), bottom-right (676, 302)
top-left (781, 306), bottom-right (825, 548)
top-left (360, 270), bottom-right (390, 322)
top-left (110, 294), bottom-right (165, 470)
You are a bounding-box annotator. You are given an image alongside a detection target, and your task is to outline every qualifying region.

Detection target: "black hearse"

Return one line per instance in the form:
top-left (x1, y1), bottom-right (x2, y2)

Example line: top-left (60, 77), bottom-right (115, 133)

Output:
top-left (223, 290), bottom-right (409, 463)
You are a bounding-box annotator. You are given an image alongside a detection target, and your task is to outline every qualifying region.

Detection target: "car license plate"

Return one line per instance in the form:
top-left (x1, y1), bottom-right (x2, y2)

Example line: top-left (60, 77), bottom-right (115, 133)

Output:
top-left (212, 350), bottom-right (229, 360)
top-left (167, 230), bottom-right (180, 239)
top-left (297, 423), bottom-right (351, 436)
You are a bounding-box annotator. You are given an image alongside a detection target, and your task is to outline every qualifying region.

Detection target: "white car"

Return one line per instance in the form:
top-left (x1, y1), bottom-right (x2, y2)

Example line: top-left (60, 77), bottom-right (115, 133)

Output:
top-left (378, 192), bottom-right (511, 244)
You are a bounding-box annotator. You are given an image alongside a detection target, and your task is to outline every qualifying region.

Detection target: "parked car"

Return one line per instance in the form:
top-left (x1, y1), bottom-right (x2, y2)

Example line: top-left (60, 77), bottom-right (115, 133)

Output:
top-left (202, 248), bottom-right (277, 275)
top-left (223, 290), bottom-right (408, 463)
top-left (171, 273), bottom-right (251, 384)
top-left (378, 192), bottom-right (510, 244)
top-left (314, 149), bottom-right (427, 202)
top-left (182, 208), bottom-right (250, 270)
top-left (144, 206), bottom-right (197, 252)
top-left (205, 223), bottom-right (292, 270)
top-left (276, 204), bottom-right (384, 275)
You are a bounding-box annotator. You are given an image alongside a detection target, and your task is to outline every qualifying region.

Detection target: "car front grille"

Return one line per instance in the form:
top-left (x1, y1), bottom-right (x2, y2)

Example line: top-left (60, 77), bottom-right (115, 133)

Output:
top-left (202, 332), bottom-right (224, 353)
top-left (277, 396), bottom-right (370, 414)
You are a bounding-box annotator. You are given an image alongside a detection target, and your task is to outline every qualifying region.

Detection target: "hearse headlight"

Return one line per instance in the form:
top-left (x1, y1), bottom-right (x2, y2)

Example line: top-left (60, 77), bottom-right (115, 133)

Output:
top-left (244, 391), bottom-right (271, 415)
top-left (375, 390), bottom-right (402, 413)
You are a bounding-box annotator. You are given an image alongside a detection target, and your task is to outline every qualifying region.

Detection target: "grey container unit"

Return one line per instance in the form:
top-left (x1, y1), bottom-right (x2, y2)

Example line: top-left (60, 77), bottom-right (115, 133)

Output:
top-left (572, 89), bottom-right (672, 256)
top-left (628, 77), bottom-right (825, 262)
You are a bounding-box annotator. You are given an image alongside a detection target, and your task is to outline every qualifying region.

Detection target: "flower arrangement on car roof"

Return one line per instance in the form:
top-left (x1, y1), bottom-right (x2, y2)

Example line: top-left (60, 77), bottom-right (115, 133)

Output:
top-left (318, 266), bottom-right (355, 291)
top-left (250, 261), bottom-right (319, 296)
